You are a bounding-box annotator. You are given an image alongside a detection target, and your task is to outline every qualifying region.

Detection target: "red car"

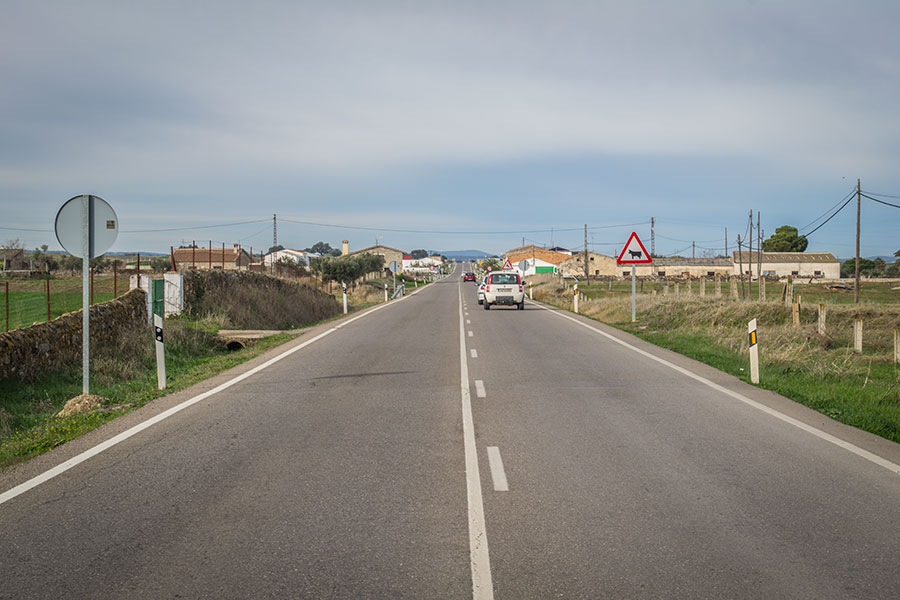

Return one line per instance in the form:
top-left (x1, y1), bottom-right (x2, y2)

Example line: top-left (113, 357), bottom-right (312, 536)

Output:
top-left (463, 272), bottom-right (476, 282)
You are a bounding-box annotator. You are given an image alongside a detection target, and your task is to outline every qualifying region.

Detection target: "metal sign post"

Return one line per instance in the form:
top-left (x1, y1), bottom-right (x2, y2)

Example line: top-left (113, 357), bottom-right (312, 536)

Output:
top-left (616, 232), bottom-right (652, 324)
top-left (55, 195), bottom-right (118, 395)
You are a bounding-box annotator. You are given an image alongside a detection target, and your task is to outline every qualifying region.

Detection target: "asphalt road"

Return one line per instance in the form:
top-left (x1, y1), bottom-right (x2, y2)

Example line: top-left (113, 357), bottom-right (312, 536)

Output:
top-left (3, 263), bottom-right (900, 599)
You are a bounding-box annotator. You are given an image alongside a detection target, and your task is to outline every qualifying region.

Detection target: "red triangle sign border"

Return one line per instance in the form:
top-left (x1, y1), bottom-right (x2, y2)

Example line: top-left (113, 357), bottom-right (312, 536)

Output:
top-left (617, 232), bottom-right (653, 264)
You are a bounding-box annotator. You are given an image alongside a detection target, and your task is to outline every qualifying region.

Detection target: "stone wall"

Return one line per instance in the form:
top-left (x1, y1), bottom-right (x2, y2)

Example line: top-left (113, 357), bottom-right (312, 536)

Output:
top-left (0, 288), bottom-right (147, 382)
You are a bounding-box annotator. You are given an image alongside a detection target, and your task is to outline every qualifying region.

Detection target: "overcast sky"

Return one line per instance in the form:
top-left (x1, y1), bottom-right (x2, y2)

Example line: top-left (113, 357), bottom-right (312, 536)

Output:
top-left (2, 0), bottom-right (898, 258)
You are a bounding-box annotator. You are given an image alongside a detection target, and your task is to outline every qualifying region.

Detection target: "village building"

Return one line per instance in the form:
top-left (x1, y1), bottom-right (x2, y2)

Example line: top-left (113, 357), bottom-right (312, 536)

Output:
top-left (558, 252), bottom-right (619, 278)
top-left (633, 257), bottom-right (734, 279)
top-left (172, 245), bottom-right (252, 271)
top-left (0, 248), bottom-right (25, 271)
top-left (503, 245), bottom-right (571, 276)
top-left (264, 248), bottom-right (313, 267)
top-left (402, 254), bottom-right (443, 274)
top-left (349, 244), bottom-right (406, 276)
top-left (732, 251), bottom-right (840, 279)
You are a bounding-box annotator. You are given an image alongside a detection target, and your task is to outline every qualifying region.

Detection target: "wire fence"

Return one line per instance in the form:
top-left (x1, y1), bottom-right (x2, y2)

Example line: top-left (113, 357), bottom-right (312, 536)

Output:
top-left (1, 269), bottom-right (132, 333)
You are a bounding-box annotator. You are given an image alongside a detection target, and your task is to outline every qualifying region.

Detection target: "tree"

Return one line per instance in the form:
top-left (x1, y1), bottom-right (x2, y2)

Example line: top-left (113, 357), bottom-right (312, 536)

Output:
top-left (761, 226), bottom-right (808, 252)
top-left (410, 249), bottom-right (428, 260)
top-left (267, 244), bottom-right (285, 254)
top-left (305, 241), bottom-right (334, 255)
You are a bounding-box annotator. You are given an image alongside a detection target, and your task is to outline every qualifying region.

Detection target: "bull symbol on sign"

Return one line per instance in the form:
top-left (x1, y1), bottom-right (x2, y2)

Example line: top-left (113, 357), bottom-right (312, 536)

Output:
top-left (628, 250), bottom-right (643, 259)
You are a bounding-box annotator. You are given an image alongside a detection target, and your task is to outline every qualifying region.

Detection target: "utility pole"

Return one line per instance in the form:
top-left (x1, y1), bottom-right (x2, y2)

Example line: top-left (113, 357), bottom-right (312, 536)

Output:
top-left (583, 224), bottom-right (589, 281)
top-left (651, 216), bottom-right (655, 256)
top-left (724, 227), bottom-right (728, 258)
top-left (855, 178), bottom-right (861, 303)
top-left (738, 234), bottom-right (745, 299)
top-left (757, 212), bottom-right (762, 281)
top-left (692, 241), bottom-right (695, 259)
top-left (273, 214), bottom-right (277, 251)
top-left (748, 210), bottom-right (753, 284)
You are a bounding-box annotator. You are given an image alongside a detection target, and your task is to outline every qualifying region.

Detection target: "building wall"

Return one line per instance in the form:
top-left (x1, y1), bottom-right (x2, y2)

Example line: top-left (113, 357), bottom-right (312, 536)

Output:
top-left (558, 253), bottom-right (618, 277)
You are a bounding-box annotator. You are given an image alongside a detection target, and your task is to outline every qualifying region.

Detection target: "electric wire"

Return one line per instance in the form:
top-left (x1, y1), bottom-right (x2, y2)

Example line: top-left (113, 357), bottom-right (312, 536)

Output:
top-left (803, 193), bottom-right (855, 238)
top-left (861, 193), bottom-right (900, 209)
top-left (799, 188), bottom-right (856, 233)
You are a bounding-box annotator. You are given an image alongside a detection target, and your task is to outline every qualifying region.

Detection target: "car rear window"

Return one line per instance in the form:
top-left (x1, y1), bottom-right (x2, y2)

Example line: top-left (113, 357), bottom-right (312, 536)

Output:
top-left (490, 273), bottom-right (519, 285)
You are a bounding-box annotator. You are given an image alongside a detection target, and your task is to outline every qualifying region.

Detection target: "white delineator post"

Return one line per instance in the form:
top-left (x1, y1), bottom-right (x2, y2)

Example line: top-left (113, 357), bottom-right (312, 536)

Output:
top-left (573, 284), bottom-right (578, 314)
top-left (384, 284), bottom-right (388, 302)
top-left (529, 281), bottom-right (533, 300)
top-left (748, 318), bottom-right (759, 384)
top-left (154, 313), bottom-right (166, 389)
top-left (81, 195), bottom-right (90, 394)
top-left (342, 283), bottom-right (348, 314)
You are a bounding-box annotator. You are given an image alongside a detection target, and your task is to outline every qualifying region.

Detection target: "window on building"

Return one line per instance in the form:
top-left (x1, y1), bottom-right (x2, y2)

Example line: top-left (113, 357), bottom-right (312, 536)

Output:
top-left (594, 270), bottom-right (599, 275)
top-left (792, 270), bottom-right (799, 276)
top-left (814, 270), bottom-right (822, 276)
top-left (658, 271), bottom-right (665, 277)
top-left (707, 271), bottom-right (715, 277)
top-left (623, 271), bottom-right (630, 277)
top-left (590, 256), bottom-right (594, 261)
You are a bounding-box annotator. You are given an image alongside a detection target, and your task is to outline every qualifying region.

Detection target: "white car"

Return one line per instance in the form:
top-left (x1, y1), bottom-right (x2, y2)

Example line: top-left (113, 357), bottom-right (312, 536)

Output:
top-left (483, 271), bottom-right (525, 310)
top-left (477, 276), bottom-right (487, 304)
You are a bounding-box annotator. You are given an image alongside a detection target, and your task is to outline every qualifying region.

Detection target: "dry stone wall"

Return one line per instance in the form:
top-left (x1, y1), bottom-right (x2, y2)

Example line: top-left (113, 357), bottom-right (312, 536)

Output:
top-left (0, 288), bottom-right (147, 382)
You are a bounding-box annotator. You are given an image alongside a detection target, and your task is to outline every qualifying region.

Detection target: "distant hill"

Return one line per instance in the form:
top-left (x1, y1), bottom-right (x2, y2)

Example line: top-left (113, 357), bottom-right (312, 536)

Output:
top-left (431, 249), bottom-right (495, 261)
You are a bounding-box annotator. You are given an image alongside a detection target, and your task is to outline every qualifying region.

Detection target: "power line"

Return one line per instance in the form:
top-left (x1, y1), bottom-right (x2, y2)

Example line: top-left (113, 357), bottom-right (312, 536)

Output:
top-left (804, 193), bottom-right (855, 238)
top-left (124, 218), bottom-right (270, 233)
top-left (799, 188), bottom-right (857, 233)
top-left (861, 193), bottom-right (900, 209)
top-left (862, 190), bottom-right (900, 200)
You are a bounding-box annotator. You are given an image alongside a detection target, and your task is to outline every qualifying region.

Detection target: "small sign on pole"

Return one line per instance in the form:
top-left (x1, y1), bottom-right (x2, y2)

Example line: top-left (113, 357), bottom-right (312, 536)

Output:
top-left (54, 195), bottom-right (118, 395)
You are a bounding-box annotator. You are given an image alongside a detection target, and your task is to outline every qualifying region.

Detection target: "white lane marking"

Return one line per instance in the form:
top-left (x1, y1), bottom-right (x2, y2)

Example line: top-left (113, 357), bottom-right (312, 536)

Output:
top-left (475, 380), bottom-right (486, 398)
top-left (466, 319), bottom-right (471, 324)
top-left (468, 331), bottom-right (474, 337)
top-left (535, 302), bottom-right (900, 477)
top-left (486, 447), bottom-right (509, 492)
top-left (458, 281), bottom-right (495, 600)
top-left (471, 349), bottom-right (478, 358)
top-left (0, 287), bottom-right (423, 506)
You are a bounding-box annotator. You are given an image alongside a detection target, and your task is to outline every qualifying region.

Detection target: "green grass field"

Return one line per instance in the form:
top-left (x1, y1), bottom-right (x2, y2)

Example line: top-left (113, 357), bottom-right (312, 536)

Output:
top-left (1, 276), bottom-right (127, 331)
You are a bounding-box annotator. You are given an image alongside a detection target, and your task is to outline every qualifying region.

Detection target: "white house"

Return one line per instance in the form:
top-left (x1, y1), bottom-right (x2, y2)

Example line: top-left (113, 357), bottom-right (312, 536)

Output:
top-left (264, 249), bottom-right (313, 267)
top-left (402, 254), bottom-right (443, 273)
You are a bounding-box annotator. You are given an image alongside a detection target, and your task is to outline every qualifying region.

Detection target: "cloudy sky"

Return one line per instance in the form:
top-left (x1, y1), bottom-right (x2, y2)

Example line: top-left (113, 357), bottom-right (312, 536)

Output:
top-left (2, 0), bottom-right (898, 258)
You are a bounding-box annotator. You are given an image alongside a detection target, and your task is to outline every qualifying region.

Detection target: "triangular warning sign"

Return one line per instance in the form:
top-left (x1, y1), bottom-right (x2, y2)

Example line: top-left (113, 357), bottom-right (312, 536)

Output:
top-left (502, 258), bottom-right (512, 270)
top-left (617, 232), bottom-right (652, 264)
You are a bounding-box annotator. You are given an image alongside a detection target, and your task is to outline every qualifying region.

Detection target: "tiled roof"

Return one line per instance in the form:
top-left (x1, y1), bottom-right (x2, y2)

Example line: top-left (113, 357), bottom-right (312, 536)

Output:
top-left (172, 247), bottom-right (246, 263)
top-left (349, 245), bottom-right (405, 256)
top-left (505, 246), bottom-right (571, 265)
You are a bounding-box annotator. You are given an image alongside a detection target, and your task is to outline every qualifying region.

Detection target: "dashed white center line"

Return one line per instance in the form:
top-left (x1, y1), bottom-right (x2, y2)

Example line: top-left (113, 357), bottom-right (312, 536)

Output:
top-left (468, 331), bottom-right (474, 337)
top-left (471, 349), bottom-right (478, 358)
top-left (475, 380), bottom-right (486, 398)
top-left (487, 447), bottom-right (509, 492)
top-left (466, 319), bottom-right (471, 324)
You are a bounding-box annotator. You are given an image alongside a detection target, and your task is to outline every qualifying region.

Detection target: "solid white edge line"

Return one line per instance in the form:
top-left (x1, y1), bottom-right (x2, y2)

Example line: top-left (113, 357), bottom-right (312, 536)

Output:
top-left (486, 447), bottom-right (509, 492)
top-left (533, 301), bottom-right (900, 476)
top-left (0, 286), bottom-right (427, 506)
top-left (459, 280), bottom-right (495, 600)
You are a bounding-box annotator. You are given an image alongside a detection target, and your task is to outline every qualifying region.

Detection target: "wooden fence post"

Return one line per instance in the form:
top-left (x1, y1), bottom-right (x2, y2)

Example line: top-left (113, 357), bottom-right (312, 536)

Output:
top-left (818, 303), bottom-right (827, 335)
top-left (731, 279), bottom-right (738, 300)
top-left (853, 318), bottom-right (863, 353)
top-left (46, 276), bottom-right (51, 322)
top-left (785, 276), bottom-right (793, 306)
top-left (894, 329), bottom-right (900, 364)
top-left (674, 282), bottom-right (680, 296)
top-left (759, 276), bottom-right (766, 301)
top-left (715, 274), bottom-right (721, 297)
top-left (792, 300), bottom-right (800, 327)
top-left (700, 277), bottom-right (706, 297)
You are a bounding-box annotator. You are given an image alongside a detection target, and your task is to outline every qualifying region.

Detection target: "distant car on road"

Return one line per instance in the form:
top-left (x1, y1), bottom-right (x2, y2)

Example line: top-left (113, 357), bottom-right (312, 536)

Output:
top-left (463, 272), bottom-right (476, 282)
top-left (483, 271), bottom-right (525, 310)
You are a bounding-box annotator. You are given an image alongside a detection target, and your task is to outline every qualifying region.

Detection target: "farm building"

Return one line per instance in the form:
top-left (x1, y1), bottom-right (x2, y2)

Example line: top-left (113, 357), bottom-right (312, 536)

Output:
top-left (349, 245), bottom-right (406, 275)
top-left (172, 246), bottom-right (252, 271)
top-left (633, 257), bottom-right (734, 279)
top-left (732, 251), bottom-right (840, 279)
top-left (557, 252), bottom-right (619, 278)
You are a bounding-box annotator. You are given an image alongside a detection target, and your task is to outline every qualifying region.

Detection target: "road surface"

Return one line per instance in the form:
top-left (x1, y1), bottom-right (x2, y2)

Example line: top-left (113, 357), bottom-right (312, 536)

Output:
top-left (3, 264), bottom-right (900, 599)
